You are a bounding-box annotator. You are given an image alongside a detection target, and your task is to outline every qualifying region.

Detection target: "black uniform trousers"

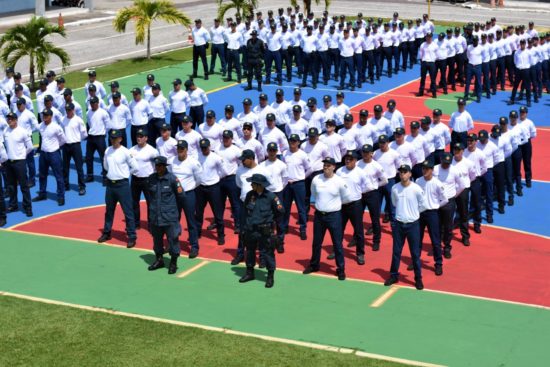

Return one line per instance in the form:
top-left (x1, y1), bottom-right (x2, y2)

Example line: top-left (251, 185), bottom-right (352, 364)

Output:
top-left (361, 190), bottom-right (381, 246)
top-left (493, 161), bottom-right (506, 209)
top-left (189, 105), bottom-right (204, 130)
top-left (446, 56), bottom-right (456, 88)
top-left (520, 141), bottom-right (532, 186)
top-left (435, 59), bottom-right (447, 93)
top-left (339, 56), bottom-right (355, 88)
top-left (5, 159), bottom-right (32, 214)
top-left (292, 46), bottom-right (303, 76)
top-left (374, 47), bottom-right (382, 79)
top-left (220, 174), bottom-right (240, 231)
top-left (170, 112), bottom-right (186, 137)
top-left (247, 60), bottom-right (262, 85)
top-left (63, 142), bottom-right (85, 190)
top-left (318, 50), bottom-right (330, 84)
top-left (227, 49), bottom-right (242, 81)
top-left (455, 188), bottom-right (470, 241)
top-left (419, 61), bottom-right (436, 95)
top-left (489, 59), bottom-right (498, 93)
top-left (281, 48), bottom-right (292, 81)
top-left (328, 48), bottom-right (340, 79)
top-left (482, 62), bottom-right (491, 97)
top-left (310, 210), bottom-right (345, 271)
top-left (180, 189), bottom-right (199, 251)
top-left (210, 43), bottom-right (226, 74)
top-left (504, 156), bottom-right (514, 200)
top-left (302, 51), bottom-right (318, 87)
top-left (496, 56), bottom-right (506, 90)
top-left (469, 178), bottom-right (482, 225)
top-left (510, 68), bottom-right (531, 103)
top-left (341, 199), bottom-right (365, 255)
top-left (38, 150), bottom-right (65, 200)
top-left (353, 53), bottom-right (363, 86)
top-left (511, 148), bottom-right (523, 193)
top-left (305, 170), bottom-right (322, 215)
top-left (282, 180), bottom-right (307, 233)
top-left (480, 168), bottom-right (494, 218)
top-left (192, 44), bottom-right (208, 76)
top-left (245, 230), bottom-right (275, 271)
top-left (147, 117), bottom-right (165, 148)
top-left (102, 178), bottom-right (136, 240)
top-left (390, 220), bottom-right (422, 280)
top-left (464, 63), bottom-right (482, 101)
top-left (131, 175), bottom-right (151, 228)
top-left (151, 223), bottom-right (181, 258)
top-left (0, 170), bottom-right (5, 221)
top-left (438, 198), bottom-right (456, 250)
top-left (364, 50), bottom-right (375, 83)
top-left (400, 43), bottom-right (408, 71)
top-left (451, 131), bottom-right (468, 151)
top-left (130, 125), bottom-right (146, 146)
top-left (265, 49), bottom-right (282, 84)
top-left (382, 46), bottom-right (393, 77)
top-left (419, 209), bottom-right (442, 267)
top-left (85, 134), bottom-right (106, 179)
top-left (195, 182), bottom-right (224, 238)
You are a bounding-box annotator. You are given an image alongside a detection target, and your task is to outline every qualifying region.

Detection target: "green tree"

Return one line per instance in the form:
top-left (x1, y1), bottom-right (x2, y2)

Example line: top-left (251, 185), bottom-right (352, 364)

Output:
top-left (216, 0), bottom-right (258, 21)
top-left (113, 0), bottom-right (191, 59)
top-left (290, 0), bottom-right (331, 16)
top-left (0, 16), bottom-right (70, 90)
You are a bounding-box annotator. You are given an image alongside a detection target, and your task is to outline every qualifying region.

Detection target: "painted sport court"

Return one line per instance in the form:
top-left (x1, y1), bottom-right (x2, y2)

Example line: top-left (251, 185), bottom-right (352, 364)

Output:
top-left (1, 57), bottom-right (549, 366)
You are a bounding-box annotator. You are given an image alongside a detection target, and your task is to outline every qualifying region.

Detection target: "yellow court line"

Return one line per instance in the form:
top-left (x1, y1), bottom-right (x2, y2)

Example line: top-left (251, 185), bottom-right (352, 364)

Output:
top-left (370, 286), bottom-right (400, 308)
top-left (177, 260), bottom-right (210, 278)
top-left (0, 291), bottom-right (446, 367)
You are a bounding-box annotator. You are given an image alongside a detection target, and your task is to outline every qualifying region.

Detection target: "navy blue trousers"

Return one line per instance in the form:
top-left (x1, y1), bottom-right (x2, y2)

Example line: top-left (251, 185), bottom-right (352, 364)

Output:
top-left (26, 150), bottom-right (36, 184)
top-left (390, 220), bottom-right (422, 280)
top-left (151, 223), bottom-right (181, 257)
top-left (378, 178), bottom-right (395, 221)
top-left (220, 174), bottom-right (240, 231)
top-left (310, 210), bottom-right (345, 271)
top-left (361, 190), bottom-right (382, 245)
top-left (195, 182), bottom-right (224, 237)
top-left (465, 63), bottom-right (482, 100)
top-left (103, 179), bottom-right (136, 240)
top-left (180, 189), bottom-right (199, 251)
top-left (210, 43), bottom-right (227, 74)
top-left (86, 134), bottom-right (106, 178)
top-left (341, 200), bottom-right (365, 255)
top-left (419, 209), bottom-right (442, 266)
top-left (63, 142), bottom-right (85, 189)
top-left (6, 159), bottom-right (32, 213)
top-left (283, 180), bottom-right (307, 233)
top-left (339, 56), bottom-right (355, 88)
top-left (438, 198), bottom-right (456, 249)
top-left (38, 150), bottom-right (65, 200)
top-left (480, 169), bottom-right (494, 217)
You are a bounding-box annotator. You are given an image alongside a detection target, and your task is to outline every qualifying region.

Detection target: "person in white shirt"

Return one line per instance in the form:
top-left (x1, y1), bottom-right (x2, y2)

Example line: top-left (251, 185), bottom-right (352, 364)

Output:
top-left (271, 89), bottom-right (292, 132)
top-left (451, 142), bottom-right (476, 246)
top-left (498, 117), bottom-right (516, 207)
top-left (303, 157), bottom-right (348, 280)
top-left (286, 105), bottom-right (309, 140)
top-left (240, 121), bottom-right (264, 162)
top-left (15, 98), bottom-right (39, 187)
top-left (368, 105), bottom-right (393, 148)
top-left (106, 81), bottom-right (129, 107)
top-left (156, 123), bottom-right (178, 161)
top-left (518, 106), bottom-right (536, 187)
top-left (98, 129), bottom-right (139, 248)
top-left (464, 36), bottom-right (483, 103)
top-left (84, 70), bottom-right (107, 99)
top-left (42, 95), bottom-right (64, 125)
top-left (0, 67), bottom-right (15, 106)
top-left (260, 142), bottom-right (289, 251)
top-left (385, 164), bottom-right (426, 290)
top-left (476, 129), bottom-right (498, 224)
top-left (85, 84), bottom-right (107, 112)
top-left (357, 144), bottom-right (387, 251)
top-left (169, 139), bottom-right (202, 258)
top-left (407, 121), bottom-right (429, 179)
top-left (3, 112), bottom-right (34, 216)
top-left (175, 115), bottom-right (202, 159)
top-left (129, 88), bottom-right (151, 146)
top-left (265, 24), bottom-right (283, 85)
top-left (303, 97), bottom-right (325, 131)
top-left (225, 22), bottom-right (244, 83)
top-left (217, 130), bottom-right (243, 234)
top-left (108, 92), bottom-right (132, 147)
top-left (390, 127), bottom-right (417, 169)
top-left (168, 78), bottom-right (190, 137)
top-left (335, 151), bottom-right (368, 264)
top-left (301, 25), bottom-right (320, 88)
top-left (85, 96), bottom-right (110, 182)
top-left (59, 88), bottom-right (83, 119)
top-left (11, 87), bottom-right (33, 113)
top-left (12, 72), bottom-right (31, 99)
top-left (196, 138), bottom-right (227, 245)
top-left (320, 119), bottom-right (347, 164)
top-left (61, 103), bottom-right (87, 196)
top-left (0, 133), bottom-right (6, 226)
top-left (185, 79), bottom-right (208, 130)
top-left (191, 19), bottom-right (211, 79)
top-left (147, 83), bottom-right (170, 147)
top-left (429, 109), bottom-right (451, 164)
top-left (32, 109), bottom-right (65, 206)
top-left (464, 133), bottom-right (486, 234)
top-left (259, 113), bottom-right (289, 154)
top-left (449, 98), bottom-right (474, 148)
top-left (129, 127), bottom-right (158, 229)
top-left (417, 32), bottom-right (438, 98)
top-left (282, 134), bottom-right (311, 240)
top-left (354, 109), bottom-right (377, 148)
top-left (383, 99), bottom-right (405, 131)
top-left (209, 19), bottom-right (227, 76)
top-left (434, 152), bottom-right (460, 259)
top-left (508, 110), bottom-right (527, 197)
top-left (302, 127), bottom-right (330, 216)
top-left (374, 134), bottom-right (401, 223)
top-left (416, 160), bottom-right (447, 276)
top-left (337, 28), bottom-right (356, 90)
top-left (490, 125), bottom-right (507, 214)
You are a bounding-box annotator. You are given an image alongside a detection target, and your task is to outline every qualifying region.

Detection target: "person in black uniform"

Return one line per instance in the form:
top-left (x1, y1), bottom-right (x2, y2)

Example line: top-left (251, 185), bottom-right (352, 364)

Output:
top-left (244, 30), bottom-right (265, 92)
top-left (147, 156), bottom-right (186, 275)
top-left (238, 173), bottom-right (285, 288)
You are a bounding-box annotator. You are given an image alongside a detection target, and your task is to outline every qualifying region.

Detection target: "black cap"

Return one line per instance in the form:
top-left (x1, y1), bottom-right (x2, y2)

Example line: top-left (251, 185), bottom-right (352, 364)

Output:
top-left (267, 142), bottom-right (278, 151)
top-left (343, 150), bottom-right (358, 160)
top-left (42, 108), bottom-right (53, 116)
top-left (56, 77), bottom-right (65, 83)
top-left (453, 142), bottom-right (464, 150)
top-left (242, 98), bottom-right (252, 105)
top-left (14, 85), bottom-right (23, 92)
top-left (88, 70), bottom-right (96, 77)
top-left (206, 110), bottom-right (216, 118)
top-left (410, 121), bottom-right (420, 129)
top-left (307, 97), bottom-right (317, 107)
top-left (177, 140), bottom-right (188, 149)
top-left (259, 93), bottom-right (268, 100)
top-left (222, 130), bottom-right (233, 138)
top-left (131, 87), bottom-right (141, 94)
top-left (46, 70), bottom-right (56, 77)
top-left (398, 164), bottom-right (411, 172)
top-left (199, 138), bottom-right (210, 148)
top-left (146, 74), bottom-right (155, 80)
top-left (308, 127), bottom-right (319, 137)
top-left (457, 98), bottom-right (466, 105)
top-left (184, 79), bottom-right (194, 89)
top-left (160, 123), bottom-right (171, 130)
top-left (374, 104), bottom-right (383, 112)
top-left (6, 112), bottom-right (17, 119)
top-left (394, 127), bottom-right (405, 135)
top-left (109, 129), bottom-right (123, 138)
top-left (359, 109), bottom-right (368, 117)
top-left (65, 102), bottom-right (75, 111)
top-left (136, 127), bottom-right (148, 136)
top-left (44, 95), bottom-right (54, 102)
top-left (441, 153), bottom-right (452, 164)
top-left (378, 134), bottom-right (389, 143)
top-left (243, 122), bottom-right (253, 130)
top-left (224, 104), bottom-right (235, 112)
top-left (467, 133), bottom-right (478, 141)
top-left (152, 83), bottom-right (161, 90)
top-left (519, 106), bottom-right (528, 113)
top-left (39, 79), bottom-right (48, 86)
top-left (112, 91), bottom-right (121, 99)
top-left (239, 149), bottom-right (255, 160)
top-left (154, 156), bottom-right (169, 166)
top-left (422, 160), bottom-right (434, 169)
top-left (88, 84), bottom-right (97, 91)
top-left (110, 81), bottom-right (119, 88)
top-left (246, 173), bottom-right (270, 186)
top-left (172, 78), bottom-right (182, 85)
top-left (387, 99), bottom-right (396, 107)
top-left (323, 95), bottom-right (332, 102)
top-left (182, 115), bottom-right (191, 124)
top-left (322, 157), bottom-right (337, 165)
top-left (293, 87), bottom-right (302, 94)
top-left (5, 67), bottom-right (14, 73)
top-left (499, 117), bottom-right (508, 125)
top-left (344, 113), bottom-right (353, 122)
top-left (266, 113), bottom-right (276, 121)
top-left (421, 116), bottom-right (432, 124)
top-left (361, 144), bottom-right (373, 153)
top-left (433, 109), bottom-right (442, 116)
top-left (491, 125), bottom-right (501, 137)
top-left (509, 110), bottom-right (518, 118)
top-left (336, 91), bottom-right (344, 98)
top-left (288, 134), bottom-right (301, 142)
top-left (478, 130), bottom-right (489, 139)
top-left (16, 97), bottom-right (26, 105)
top-left (292, 105), bottom-right (302, 113)
top-left (89, 96), bottom-right (99, 104)
top-left (325, 119), bottom-right (336, 126)
top-left (275, 88), bottom-right (284, 96)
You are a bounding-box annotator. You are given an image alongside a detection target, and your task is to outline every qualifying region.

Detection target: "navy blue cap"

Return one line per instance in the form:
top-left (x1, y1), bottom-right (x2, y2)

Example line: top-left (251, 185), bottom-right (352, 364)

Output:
top-left (109, 129), bottom-right (123, 138)
top-left (267, 142), bottom-right (278, 151)
top-left (322, 157), bottom-right (337, 165)
top-left (398, 164), bottom-right (411, 172)
top-left (441, 153), bottom-right (452, 164)
top-left (199, 138), bottom-right (211, 148)
top-left (177, 140), bottom-right (188, 149)
top-left (110, 81), bottom-right (119, 88)
top-left (288, 134), bottom-right (301, 142)
top-left (154, 156), bottom-right (169, 165)
top-left (239, 149), bottom-right (255, 160)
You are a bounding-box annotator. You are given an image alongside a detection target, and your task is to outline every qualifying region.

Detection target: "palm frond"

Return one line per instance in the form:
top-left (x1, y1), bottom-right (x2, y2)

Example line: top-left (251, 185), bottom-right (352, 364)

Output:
top-left (217, 3), bottom-right (236, 21)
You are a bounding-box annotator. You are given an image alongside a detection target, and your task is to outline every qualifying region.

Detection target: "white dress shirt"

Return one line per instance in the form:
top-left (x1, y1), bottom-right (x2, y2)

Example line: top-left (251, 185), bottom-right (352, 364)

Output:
top-left (168, 155), bottom-right (202, 191)
top-left (4, 125), bottom-right (33, 160)
top-left (357, 159), bottom-right (387, 192)
top-left (108, 103), bottom-right (132, 130)
top-left (390, 140), bottom-right (418, 166)
top-left (175, 129), bottom-right (202, 159)
top-left (129, 144), bottom-right (158, 178)
top-left (129, 99), bottom-right (151, 126)
top-left (87, 108), bottom-right (110, 136)
top-left (103, 145), bottom-right (138, 180)
top-left (434, 164), bottom-right (460, 199)
top-left (198, 151), bottom-right (227, 185)
top-left (416, 176), bottom-right (448, 210)
top-left (169, 90), bottom-right (190, 114)
top-left (156, 136), bottom-right (178, 159)
top-left (449, 111), bottom-right (474, 133)
top-left (192, 26), bottom-right (210, 46)
top-left (374, 148), bottom-right (401, 179)
top-left (217, 144), bottom-right (242, 176)
top-left (198, 122), bottom-right (224, 152)
top-left (260, 158), bottom-right (288, 192)
top-left (282, 149), bottom-right (311, 181)
top-left (451, 156), bottom-right (476, 194)
top-left (312, 173), bottom-right (348, 212)
top-left (61, 115), bottom-right (87, 144)
top-left (336, 166), bottom-right (368, 203)
top-left (392, 182), bottom-right (425, 223)
top-left (189, 88), bottom-right (208, 107)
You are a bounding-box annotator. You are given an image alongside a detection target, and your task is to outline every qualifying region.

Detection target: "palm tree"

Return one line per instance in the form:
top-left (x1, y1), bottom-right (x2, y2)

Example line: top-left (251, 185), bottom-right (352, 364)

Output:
top-left (113, 0), bottom-right (192, 59)
top-left (216, 0), bottom-right (258, 21)
top-left (0, 16), bottom-right (70, 90)
top-left (290, 0), bottom-right (331, 16)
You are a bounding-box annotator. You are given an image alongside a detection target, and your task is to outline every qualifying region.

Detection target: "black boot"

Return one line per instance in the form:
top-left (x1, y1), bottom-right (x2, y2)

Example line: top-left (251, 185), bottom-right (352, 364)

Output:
top-left (239, 268), bottom-right (255, 283)
top-left (168, 256), bottom-right (178, 274)
top-left (265, 271), bottom-right (274, 288)
top-left (244, 81), bottom-right (252, 91)
top-left (148, 255), bottom-right (165, 271)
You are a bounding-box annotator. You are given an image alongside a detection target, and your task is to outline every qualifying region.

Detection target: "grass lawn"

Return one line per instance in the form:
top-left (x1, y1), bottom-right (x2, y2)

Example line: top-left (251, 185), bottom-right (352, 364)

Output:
top-left (0, 296), bottom-right (410, 367)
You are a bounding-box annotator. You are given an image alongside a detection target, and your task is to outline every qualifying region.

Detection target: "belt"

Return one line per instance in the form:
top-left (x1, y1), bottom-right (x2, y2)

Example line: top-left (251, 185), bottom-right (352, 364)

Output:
top-left (65, 142), bottom-right (81, 145)
top-left (108, 178), bottom-right (128, 184)
top-left (132, 175), bottom-right (149, 181)
top-left (8, 159), bottom-right (25, 163)
top-left (342, 199), bottom-right (361, 207)
top-left (316, 210), bottom-right (337, 216)
top-left (200, 182), bottom-right (220, 188)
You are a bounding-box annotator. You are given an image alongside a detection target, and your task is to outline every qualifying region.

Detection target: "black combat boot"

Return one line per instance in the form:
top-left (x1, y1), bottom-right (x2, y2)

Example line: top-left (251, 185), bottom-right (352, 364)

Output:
top-left (239, 268), bottom-right (255, 283)
top-left (168, 256), bottom-right (178, 274)
top-left (148, 255), bottom-right (165, 271)
top-left (265, 271), bottom-right (274, 288)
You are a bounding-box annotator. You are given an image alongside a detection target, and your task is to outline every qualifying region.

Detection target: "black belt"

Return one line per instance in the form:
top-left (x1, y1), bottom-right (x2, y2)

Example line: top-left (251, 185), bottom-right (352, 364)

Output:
top-left (132, 175), bottom-right (149, 181)
top-left (65, 142), bottom-right (81, 145)
top-left (8, 159), bottom-right (25, 163)
top-left (108, 178), bottom-right (128, 184)
top-left (342, 199), bottom-right (361, 207)
top-left (316, 210), bottom-right (337, 216)
top-left (200, 182), bottom-right (220, 188)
